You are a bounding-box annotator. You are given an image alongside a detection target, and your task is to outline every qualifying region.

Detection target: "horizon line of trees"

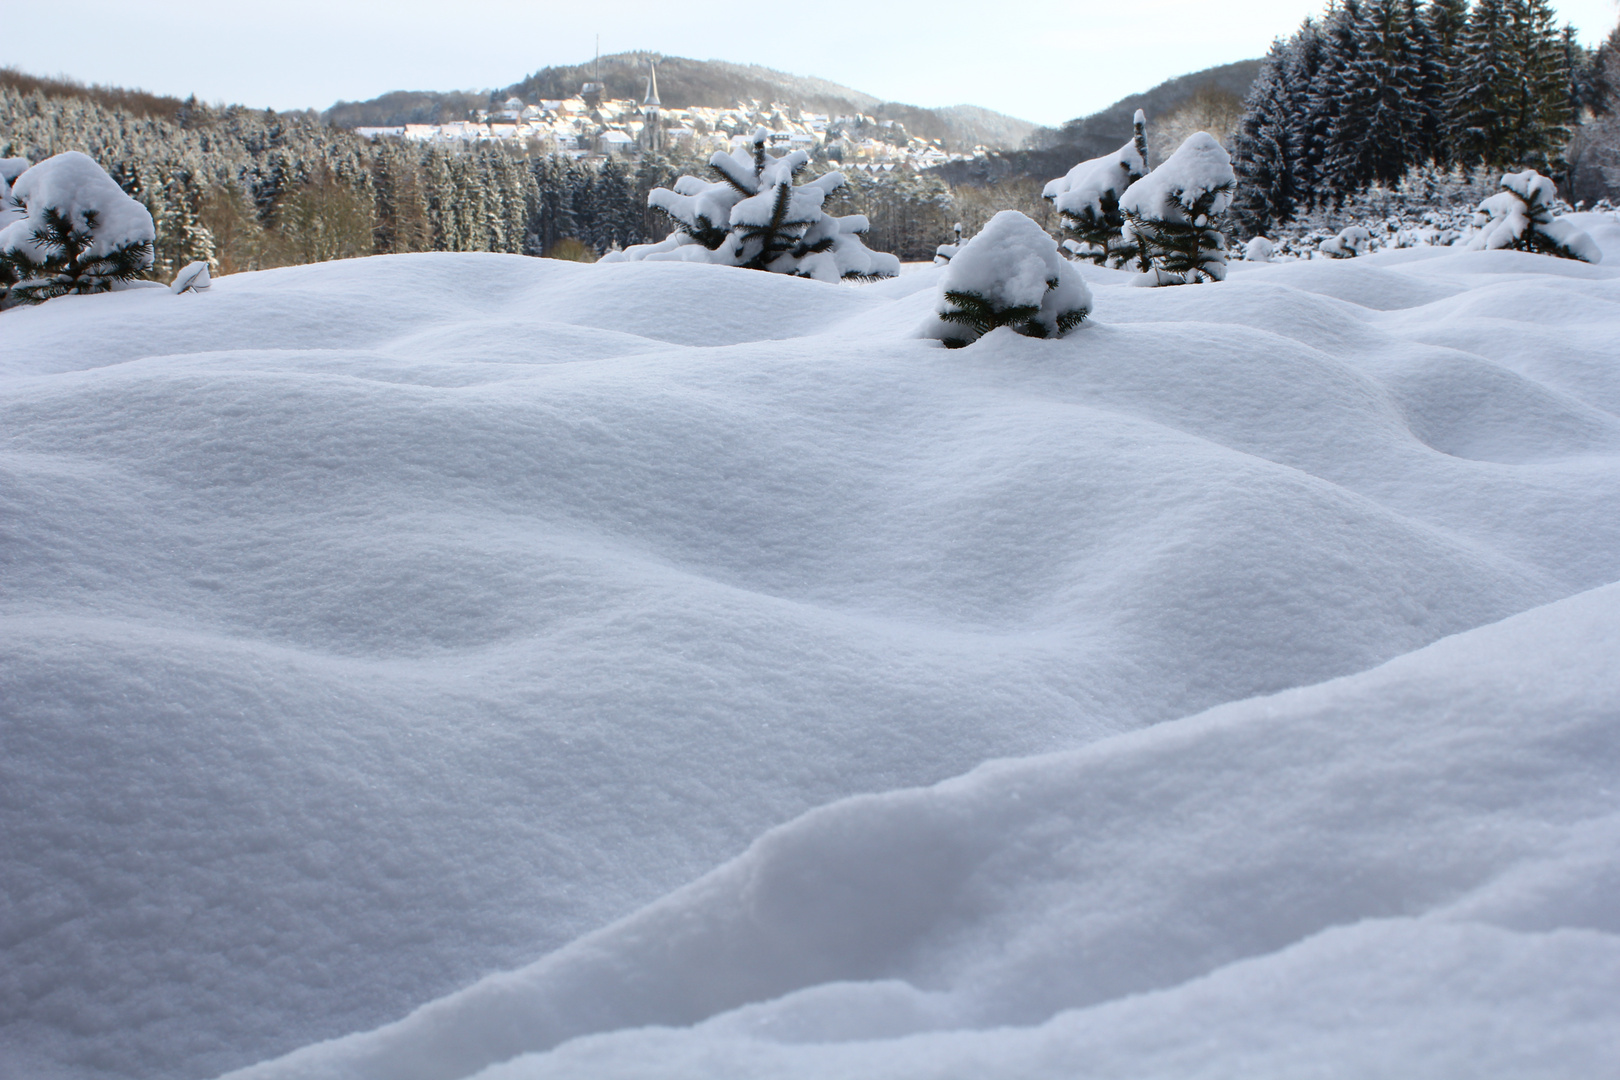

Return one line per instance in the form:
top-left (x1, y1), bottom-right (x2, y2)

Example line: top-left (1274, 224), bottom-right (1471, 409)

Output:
top-left (1228, 0), bottom-right (1600, 234)
top-left (1, 82), bottom-right (971, 277)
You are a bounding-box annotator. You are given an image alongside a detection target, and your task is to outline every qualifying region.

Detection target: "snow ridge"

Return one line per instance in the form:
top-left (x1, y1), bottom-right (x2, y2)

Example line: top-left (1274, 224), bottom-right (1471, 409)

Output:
top-left (2, 235), bottom-right (1619, 1080)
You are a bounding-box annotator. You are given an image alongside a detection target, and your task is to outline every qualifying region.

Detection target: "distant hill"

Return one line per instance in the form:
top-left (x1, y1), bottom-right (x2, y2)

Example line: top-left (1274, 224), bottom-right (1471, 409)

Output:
top-left (930, 59), bottom-right (1264, 187)
top-left (1, 67), bottom-right (189, 123)
top-left (325, 89), bottom-right (493, 129)
top-left (323, 53), bottom-right (1039, 152)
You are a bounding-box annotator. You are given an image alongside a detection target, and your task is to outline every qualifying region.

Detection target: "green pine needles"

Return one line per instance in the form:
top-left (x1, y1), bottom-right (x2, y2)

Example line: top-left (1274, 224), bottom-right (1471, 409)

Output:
top-left (1043, 111), bottom-right (1150, 268)
top-left (1118, 133), bottom-right (1237, 286)
top-left (1123, 183), bottom-right (1235, 282)
top-left (925, 210), bottom-right (1094, 348)
top-left (936, 283), bottom-right (1088, 349)
top-left (1, 205), bottom-right (153, 306)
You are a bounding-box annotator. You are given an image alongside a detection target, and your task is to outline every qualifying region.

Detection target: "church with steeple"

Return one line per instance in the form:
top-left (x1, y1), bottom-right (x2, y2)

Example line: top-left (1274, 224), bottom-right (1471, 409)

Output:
top-left (639, 59), bottom-right (663, 155)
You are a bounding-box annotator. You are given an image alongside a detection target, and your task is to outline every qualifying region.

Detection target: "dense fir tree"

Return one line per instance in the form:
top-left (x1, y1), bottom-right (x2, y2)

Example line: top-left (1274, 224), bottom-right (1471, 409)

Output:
top-left (591, 157), bottom-right (641, 252)
top-left (1226, 0), bottom-right (1591, 226)
top-left (1308, 0), bottom-right (1362, 202)
top-left (1425, 0), bottom-right (1473, 162)
top-left (1328, 0), bottom-right (1423, 190)
top-left (1451, 0), bottom-right (1514, 167)
top-left (1507, 0), bottom-right (1574, 171)
top-left (1231, 39), bottom-right (1298, 233)
top-left (1403, 0), bottom-right (1445, 162)
top-left (1287, 18), bottom-right (1332, 208)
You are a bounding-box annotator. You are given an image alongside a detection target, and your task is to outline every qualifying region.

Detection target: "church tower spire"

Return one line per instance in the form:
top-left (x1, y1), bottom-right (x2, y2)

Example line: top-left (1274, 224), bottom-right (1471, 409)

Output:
top-left (640, 58), bottom-right (663, 154)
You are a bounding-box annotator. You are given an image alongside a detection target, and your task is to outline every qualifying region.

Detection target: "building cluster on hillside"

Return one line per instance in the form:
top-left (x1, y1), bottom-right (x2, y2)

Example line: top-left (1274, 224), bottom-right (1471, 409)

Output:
top-left (353, 64), bottom-right (968, 171)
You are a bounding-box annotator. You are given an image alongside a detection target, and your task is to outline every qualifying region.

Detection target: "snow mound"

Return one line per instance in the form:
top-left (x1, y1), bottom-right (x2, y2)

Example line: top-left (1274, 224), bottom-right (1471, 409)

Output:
top-left (3, 238), bottom-right (1620, 1080)
top-left (226, 579), bottom-right (1620, 1080)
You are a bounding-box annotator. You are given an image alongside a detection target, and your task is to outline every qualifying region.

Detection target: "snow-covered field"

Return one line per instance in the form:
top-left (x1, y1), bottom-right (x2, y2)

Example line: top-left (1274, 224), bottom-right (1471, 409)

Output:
top-left (2, 226), bottom-right (1618, 1080)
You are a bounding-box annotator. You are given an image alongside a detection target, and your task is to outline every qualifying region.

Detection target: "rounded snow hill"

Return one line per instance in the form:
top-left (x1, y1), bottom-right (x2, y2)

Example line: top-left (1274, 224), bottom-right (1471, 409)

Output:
top-left (2, 244), bottom-right (1619, 1080)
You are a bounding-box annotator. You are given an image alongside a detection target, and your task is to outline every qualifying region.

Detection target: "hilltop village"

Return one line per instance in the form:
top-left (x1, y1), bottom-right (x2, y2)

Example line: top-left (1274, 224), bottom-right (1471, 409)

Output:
top-left (354, 65), bottom-right (969, 171)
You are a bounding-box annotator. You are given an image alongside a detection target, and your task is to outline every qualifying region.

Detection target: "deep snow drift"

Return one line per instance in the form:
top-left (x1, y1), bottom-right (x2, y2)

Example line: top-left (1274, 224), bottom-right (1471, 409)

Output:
top-left (3, 221), bottom-right (1619, 1080)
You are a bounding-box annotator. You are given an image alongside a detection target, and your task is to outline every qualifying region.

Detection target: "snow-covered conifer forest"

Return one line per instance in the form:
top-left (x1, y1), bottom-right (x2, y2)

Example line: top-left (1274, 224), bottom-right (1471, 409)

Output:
top-left (4, 2), bottom-right (1620, 1078)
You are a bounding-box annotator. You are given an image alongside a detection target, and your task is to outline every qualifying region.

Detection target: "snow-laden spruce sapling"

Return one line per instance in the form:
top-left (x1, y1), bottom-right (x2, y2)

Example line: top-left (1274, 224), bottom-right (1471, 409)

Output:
top-left (1468, 170), bottom-right (1601, 263)
top-left (1319, 224), bottom-right (1373, 258)
top-left (604, 128), bottom-right (899, 281)
top-left (924, 209), bottom-right (1092, 348)
top-left (1243, 236), bottom-right (1277, 262)
top-left (1042, 110), bottom-right (1150, 266)
top-left (0, 152), bottom-right (154, 308)
top-left (1119, 132), bottom-right (1235, 285)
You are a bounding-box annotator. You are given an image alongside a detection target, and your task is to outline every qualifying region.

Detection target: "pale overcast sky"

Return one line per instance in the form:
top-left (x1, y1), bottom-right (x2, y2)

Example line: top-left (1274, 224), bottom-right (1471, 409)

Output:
top-left (2, 0), bottom-right (1617, 127)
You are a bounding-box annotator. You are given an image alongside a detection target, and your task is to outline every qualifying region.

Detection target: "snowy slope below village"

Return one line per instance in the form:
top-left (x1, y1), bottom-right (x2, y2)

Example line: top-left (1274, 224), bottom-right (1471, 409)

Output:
top-left (2, 228), bottom-right (1619, 1080)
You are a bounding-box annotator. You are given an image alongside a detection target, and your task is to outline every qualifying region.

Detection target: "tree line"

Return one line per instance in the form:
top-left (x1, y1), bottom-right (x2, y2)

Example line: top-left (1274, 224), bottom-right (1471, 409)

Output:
top-left (1, 79), bottom-right (971, 281)
top-left (1229, 0), bottom-right (1599, 234)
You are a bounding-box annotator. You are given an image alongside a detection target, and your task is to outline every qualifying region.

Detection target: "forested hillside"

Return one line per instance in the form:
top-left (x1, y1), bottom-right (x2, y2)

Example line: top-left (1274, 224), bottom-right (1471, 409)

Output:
top-left (327, 53), bottom-right (1038, 152)
top-left (929, 60), bottom-right (1262, 187)
top-left (0, 77), bottom-right (971, 276)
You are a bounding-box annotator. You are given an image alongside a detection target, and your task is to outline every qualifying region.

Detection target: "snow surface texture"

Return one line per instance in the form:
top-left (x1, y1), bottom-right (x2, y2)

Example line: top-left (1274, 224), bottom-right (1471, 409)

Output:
top-left (229, 579), bottom-right (1620, 1080)
top-left (0, 151), bottom-right (155, 264)
top-left (4, 233), bottom-right (1620, 1080)
top-left (1470, 169), bottom-right (1601, 264)
top-left (923, 210), bottom-right (1091, 345)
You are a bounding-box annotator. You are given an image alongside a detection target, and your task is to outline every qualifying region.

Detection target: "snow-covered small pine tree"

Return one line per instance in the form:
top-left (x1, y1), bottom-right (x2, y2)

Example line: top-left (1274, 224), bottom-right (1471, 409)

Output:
top-left (0, 152), bottom-right (155, 308)
top-left (1468, 169), bottom-right (1601, 261)
top-left (605, 128), bottom-right (899, 280)
top-left (1318, 224), bottom-right (1373, 257)
top-left (923, 210), bottom-right (1092, 348)
top-left (1119, 133), bottom-right (1236, 285)
top-left (1042, 110), bottom-right (1150, 265)
top-left (1244, 236), bottom-right (1277, 262)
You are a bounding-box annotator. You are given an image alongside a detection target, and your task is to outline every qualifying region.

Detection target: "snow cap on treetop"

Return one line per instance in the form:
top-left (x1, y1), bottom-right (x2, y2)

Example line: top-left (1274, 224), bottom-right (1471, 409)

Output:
top-left (0, 151), bottom-right (156, 263)
top-left (926, 209), bottom-right (1093, 343)
top-left (1043, 136), bottom-right (1148, 222)
top-left (939, 210), bottom-right (1079, 312)
top-left (1120, 132), bottom-right (1235, 224)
